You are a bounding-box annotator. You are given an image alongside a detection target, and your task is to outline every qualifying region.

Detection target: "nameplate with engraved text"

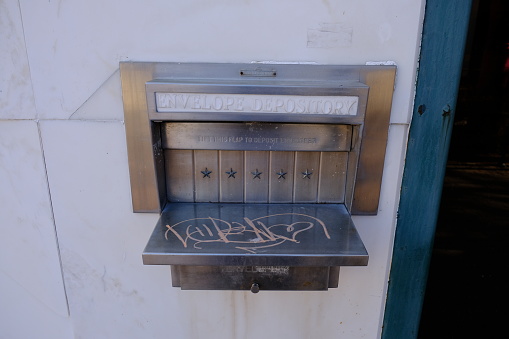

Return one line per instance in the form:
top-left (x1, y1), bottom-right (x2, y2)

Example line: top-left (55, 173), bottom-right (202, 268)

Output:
top-left (155, 93), bottom-right (359, 116)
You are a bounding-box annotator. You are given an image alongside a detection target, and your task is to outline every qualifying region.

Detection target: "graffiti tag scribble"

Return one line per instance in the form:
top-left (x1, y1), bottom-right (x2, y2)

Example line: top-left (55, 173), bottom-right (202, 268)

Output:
top-left (165, 213), bottom-right (330, 253)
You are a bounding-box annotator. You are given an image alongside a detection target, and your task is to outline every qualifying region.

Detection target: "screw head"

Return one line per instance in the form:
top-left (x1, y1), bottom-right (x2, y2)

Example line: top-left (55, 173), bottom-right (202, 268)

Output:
top-left (250, 283), bottom-right (260, 293)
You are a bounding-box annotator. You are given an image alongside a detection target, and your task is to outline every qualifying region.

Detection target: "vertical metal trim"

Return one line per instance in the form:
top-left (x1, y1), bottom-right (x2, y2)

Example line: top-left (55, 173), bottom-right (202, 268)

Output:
top-left (194, 150), bottom-right (219, 202)
top-left (318, 152), bottom-right (347, 203)
top-left (191, 150), bottom-right (196, 202)
top-left (120, 62), bottom-right (162, 212)
top-left (268, 151), bottom-right (272, 202)
top-left (165, 150), bottom-right (194, 202)
top-left (245, 151), bottom-right (269, 203)
top-left (293, 152), bottom-right (320, 203)
top-left (292, 151), bottom-right (297, 203)
top-left (218, 151), bottom-right (223, 201)
top-left (154, 123), bottom-right (167, 208)
top-left (268, 151), bottom-right (294, 203)
top-left (345, 126), bottom-right (360, 210)
top-left (352, 67), bottom-right (396, 214)
top-left (317, 152), bottom-right (323, 200)
top-left (219, 150), bottom-right (244, 202)
top-left (243, 151), bottom-right (247, 203)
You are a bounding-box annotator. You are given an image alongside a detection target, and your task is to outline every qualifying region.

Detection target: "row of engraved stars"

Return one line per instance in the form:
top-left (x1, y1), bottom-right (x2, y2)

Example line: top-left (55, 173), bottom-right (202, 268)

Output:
top-left (201, 168), bottom-right (313, 180)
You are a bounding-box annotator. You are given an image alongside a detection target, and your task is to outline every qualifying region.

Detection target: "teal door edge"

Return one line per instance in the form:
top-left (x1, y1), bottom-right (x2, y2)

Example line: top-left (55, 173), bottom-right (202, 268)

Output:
top-left (381, 1), bottom-right (473, 338)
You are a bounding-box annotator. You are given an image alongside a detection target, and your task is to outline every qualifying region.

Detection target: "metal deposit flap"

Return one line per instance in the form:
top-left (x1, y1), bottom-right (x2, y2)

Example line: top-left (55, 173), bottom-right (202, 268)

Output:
top-left (143, 203), bottom-right (368, 267)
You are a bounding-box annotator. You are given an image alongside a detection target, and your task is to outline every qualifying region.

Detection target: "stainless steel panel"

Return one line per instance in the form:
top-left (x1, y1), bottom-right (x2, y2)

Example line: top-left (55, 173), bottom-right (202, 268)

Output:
top-left (245, 151), bottom-right (269, 203)
top-left (121, 62), bottom-right (395, 214)
top-left (165, 150), bottom-right (194, 202)
top-left (328, 266), bottom-right (340, 288)
top-left (318, 152), bottom-right (348, 203)
top-left (294, 152), bottom-right (320, 203)
top-left (162, 122), bottom-right (352, 152)
top-left (170, 265), bottom-right (181, 287)
top-left (269, 151), bottom-right (295, 203)
top-left (353, 67), bottom-right (396, 214)
top-left (143, 203), bottom-right (368, 267)
top-left (175, 265), bottom-right (330, 291)
top-left (194, 150), bottom-right (219, 202)
top-left (119, 63), bottom-right (163, 212)
top-left (219, 151), bottom-right (244, 202)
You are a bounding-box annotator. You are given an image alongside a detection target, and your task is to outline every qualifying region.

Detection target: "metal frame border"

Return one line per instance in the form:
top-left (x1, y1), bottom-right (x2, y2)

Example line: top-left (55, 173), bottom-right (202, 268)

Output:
top-left (119, 62), bottom-right (395, 214)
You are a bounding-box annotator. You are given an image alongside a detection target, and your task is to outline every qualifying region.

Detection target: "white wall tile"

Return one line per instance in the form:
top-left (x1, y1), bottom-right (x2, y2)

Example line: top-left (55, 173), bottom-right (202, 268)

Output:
top-left (69, 70), bottom-right (124, 121)
top-left (0, 271), bottom-right (73, 339)
top-left (0, 0), bottom-right (36, 119)
top-left (40, 120), bottom-right (183, 338)
top-left (0, 121), bottom-right (69, 318)
top-left (20, 0), bottom-right (423, 123)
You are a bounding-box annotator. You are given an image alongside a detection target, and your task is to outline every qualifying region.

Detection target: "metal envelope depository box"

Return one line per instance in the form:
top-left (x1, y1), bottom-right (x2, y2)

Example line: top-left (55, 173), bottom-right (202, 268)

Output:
top-left (120, 62), bottom-right (396, 292)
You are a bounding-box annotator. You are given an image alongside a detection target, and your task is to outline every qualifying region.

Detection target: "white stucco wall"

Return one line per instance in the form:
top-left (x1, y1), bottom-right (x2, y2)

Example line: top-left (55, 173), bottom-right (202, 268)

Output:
top-left (0, 1), bottom-right (425, 338)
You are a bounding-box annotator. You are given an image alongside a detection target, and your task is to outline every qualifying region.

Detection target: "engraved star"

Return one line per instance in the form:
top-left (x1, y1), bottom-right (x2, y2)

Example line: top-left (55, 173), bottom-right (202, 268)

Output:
top-left (276, 169), bottom-right (287, 180)
top-left (302, 169), bottom-right (313, 179)
top-left (201, 168), bottom-right (212, 178)
top-left (226, 168), bottom-right (237, 178)
top-left (251, 169), bottom-right (262, 179)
